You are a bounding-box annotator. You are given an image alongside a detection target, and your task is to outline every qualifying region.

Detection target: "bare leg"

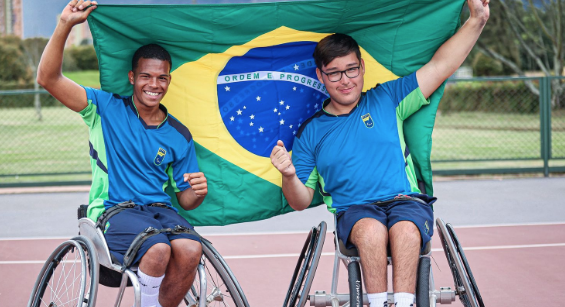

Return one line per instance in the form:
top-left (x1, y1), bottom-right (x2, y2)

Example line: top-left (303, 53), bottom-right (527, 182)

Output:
top-left (139, 243), bottom-right (171, 276)
top-left (159, 239), bottom-right (202, 307)
top-left (349, 218), bottom-right (388, 293)
top-left (389, 221), bottom-right (420, 293)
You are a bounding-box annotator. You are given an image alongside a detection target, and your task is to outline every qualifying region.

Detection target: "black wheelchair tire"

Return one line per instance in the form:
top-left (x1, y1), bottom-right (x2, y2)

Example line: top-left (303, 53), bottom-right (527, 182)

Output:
top-left (436, 218), bottom-right (480, 307)
top-left (186, 238), bottom-right (250, 307)
top-left (447, 223), bottom-right (485, 307)
top-left (28, 236), bottom-right (99, 307)
top-left (283, 221), bottom-right (326, 307)
top-left (347, 260), bottom-right (363, 307)
top-left (416, 256), bottom-right (431, 307)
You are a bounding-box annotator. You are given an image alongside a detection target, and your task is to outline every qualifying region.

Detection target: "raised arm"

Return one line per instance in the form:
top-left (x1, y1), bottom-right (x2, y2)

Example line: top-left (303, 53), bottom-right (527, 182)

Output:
top-left (416, 0), bottom-right (490, 98)
top-left (37, 0), bottom-right (97, 112)
top-left (270, 140), bottom-right (314, 211)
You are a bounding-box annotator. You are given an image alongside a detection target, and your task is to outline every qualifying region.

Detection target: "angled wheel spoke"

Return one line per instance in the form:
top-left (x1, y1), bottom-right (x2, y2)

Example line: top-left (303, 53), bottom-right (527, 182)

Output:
top-left (188, 239), bottom-right (249, 307)
top-left (29, 237), bottom-right (98, 307)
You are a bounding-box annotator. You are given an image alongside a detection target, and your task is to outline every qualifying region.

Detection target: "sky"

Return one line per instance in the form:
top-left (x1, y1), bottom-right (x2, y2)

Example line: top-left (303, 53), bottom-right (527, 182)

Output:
top-left (22, 0), bottom-right (304, 38)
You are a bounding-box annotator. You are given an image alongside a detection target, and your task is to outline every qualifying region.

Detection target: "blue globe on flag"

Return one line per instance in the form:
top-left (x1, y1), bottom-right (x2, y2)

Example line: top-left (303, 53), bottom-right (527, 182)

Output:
top-left (217, 41), bottom-right (329, 157)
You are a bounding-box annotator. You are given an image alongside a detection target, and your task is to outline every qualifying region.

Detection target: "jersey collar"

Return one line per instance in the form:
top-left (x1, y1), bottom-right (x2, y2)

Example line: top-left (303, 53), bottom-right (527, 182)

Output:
top-left (321, 92), bottom-right (366, 117)
top-left (128, 96), bottom-right (169, 129)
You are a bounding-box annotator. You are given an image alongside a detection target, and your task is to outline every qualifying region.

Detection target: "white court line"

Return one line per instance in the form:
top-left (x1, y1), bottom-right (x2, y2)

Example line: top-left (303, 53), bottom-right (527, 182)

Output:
top-left (221, 243), bottom-right (565, 259)
top-left (2, 243), bottom-right (565, 264)
top-left (1, 221), bottom-right (565, 241)
top-left (445, 221), bottom-right (565, 229)
top-left (0, 236), bottom-right (69, 241)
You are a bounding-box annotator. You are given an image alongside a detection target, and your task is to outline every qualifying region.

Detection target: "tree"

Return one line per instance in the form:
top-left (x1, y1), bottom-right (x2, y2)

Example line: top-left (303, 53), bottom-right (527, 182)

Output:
top-left (68, 45), bottom-right (99, 71)
top-left (0, 35), bottom-right (30, 85)
top-left (475, 0), bottom-right (564, 108)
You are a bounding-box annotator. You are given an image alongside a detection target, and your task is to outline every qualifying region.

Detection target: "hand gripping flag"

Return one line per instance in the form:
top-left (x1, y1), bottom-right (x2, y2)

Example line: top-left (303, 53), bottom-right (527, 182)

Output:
top-left (87, 0), bottom-right (465, 226)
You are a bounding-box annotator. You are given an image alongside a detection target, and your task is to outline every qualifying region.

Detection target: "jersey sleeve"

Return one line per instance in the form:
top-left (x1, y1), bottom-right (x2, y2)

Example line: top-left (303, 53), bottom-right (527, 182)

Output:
top-left (169, 139), bottom-right (200, 193)
top-left (292, 129), bottom-right (318, 190)
top-left (378, 72), bottom-right (430, 120)
top-left (78, 87), bottom-right (115, 128)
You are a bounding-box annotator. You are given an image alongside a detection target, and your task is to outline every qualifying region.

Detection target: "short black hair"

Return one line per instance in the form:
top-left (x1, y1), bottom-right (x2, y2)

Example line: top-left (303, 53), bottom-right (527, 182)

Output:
top-left (131, 44), bottom-right (172, 72)
top-left (313, 33), bottom-right (362, 70)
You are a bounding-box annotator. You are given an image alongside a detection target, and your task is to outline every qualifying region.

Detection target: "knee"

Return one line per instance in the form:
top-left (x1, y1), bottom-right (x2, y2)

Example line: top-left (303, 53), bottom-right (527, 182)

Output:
top-left (172, 240), bottom-right (202, 265)
top-left (141, 243), bottom-right (171, 271)
top-left (350, 218), bottom-right (388, 248)
top-left (390, 221), bottom-right (421, 243)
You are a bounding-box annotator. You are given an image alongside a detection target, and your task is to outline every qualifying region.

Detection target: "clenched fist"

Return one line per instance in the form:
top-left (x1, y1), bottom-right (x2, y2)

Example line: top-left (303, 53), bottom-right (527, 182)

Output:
top-left (270, 140), bottom-right (296, 178)
top-left (184, 172), bottom-right (208, 198)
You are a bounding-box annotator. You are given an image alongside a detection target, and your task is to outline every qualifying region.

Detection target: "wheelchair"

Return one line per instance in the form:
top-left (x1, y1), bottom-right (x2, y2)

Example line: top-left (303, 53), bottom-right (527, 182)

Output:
top-left (283, 217), bottom-right (484, 307)
top-left (27, 205), bottom-right (250, 307)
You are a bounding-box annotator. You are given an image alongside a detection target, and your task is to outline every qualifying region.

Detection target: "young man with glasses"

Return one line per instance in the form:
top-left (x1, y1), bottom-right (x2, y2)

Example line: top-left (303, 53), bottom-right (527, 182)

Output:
top-left (270, 0), bottom-right (489, 306)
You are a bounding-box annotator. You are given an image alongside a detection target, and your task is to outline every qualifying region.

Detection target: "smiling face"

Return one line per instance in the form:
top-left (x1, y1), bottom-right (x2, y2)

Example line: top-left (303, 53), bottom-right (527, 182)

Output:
top-left (316, 52), bottom-right (365, 115)
top-left (128, 57), bottom-right (172, 109)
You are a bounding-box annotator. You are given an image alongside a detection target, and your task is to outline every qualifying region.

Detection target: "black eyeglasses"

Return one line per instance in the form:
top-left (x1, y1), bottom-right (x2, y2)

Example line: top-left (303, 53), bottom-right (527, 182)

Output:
top-left (321, 66), bottom-right (360, 82)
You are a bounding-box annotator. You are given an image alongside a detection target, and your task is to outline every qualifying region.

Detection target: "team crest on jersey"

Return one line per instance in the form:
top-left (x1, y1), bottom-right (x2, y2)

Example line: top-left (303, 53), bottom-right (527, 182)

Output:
top-left (154, 148), bottom-right (166, 166)
top-left (361, 113), bottom-right (374, 128)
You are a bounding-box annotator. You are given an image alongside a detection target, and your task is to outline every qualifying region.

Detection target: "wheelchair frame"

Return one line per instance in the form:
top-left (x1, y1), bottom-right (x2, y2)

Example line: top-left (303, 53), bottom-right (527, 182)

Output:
top-left (27, 213), bottom-right (250, 307)
top-left (284, 217), bottom-right (484, 307)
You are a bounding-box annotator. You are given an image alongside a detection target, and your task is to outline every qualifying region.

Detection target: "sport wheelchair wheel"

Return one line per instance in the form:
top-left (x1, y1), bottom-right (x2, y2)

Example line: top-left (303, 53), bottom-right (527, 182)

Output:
top-left (28, 236), bottom-right (99, 307)
top-left (436, 218), bottom-right (484, 307)
top-left (415, 256), bottom-right (431, 307)
top-left (185, 238), bottom-right (250, 307)
top-left (283, 221), bottom-right (326, 307)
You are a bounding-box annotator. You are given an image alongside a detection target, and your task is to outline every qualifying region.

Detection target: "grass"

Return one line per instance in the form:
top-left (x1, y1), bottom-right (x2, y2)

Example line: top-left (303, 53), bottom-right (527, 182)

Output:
top-left (63, 70), bottom-right (101, 88)
top-left (1, 107), bottom-right (564, 186)
top-left (0, 107), bottom-right (90, 182)
top-left (432, 111), bottom-right (565, 161)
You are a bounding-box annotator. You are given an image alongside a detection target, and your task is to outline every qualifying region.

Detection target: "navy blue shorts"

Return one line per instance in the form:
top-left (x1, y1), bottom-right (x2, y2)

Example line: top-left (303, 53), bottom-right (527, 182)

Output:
top-left (336, 194), bottom-right (436, 253)
top-left (103, 205), bottom-right (201, 265)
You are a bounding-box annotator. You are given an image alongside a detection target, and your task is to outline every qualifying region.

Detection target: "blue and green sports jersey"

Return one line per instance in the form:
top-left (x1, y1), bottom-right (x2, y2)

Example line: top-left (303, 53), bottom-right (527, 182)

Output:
top-left (292, 72), bottom-right (429, 213)
top-left (79, 87), bottom-right (200, 221)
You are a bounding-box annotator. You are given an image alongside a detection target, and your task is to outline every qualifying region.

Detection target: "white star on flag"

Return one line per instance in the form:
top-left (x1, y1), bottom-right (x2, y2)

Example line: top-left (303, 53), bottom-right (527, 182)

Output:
top-left (278, 112), bottom-right (281, 115)
top-left (294, 64), bottom-right (299, 70)
top-left (250, 122), bottom-right (254, 126)
top-left (230, 116), bottom-right (235, 121)
top-left (250, 114), bottom-right (255, 119)
top-left (259, 127), bottom-right (264, 132)
top-left (273, 108), bottom-right (278, 112)
top-left (289, 124), bottom-right (293, 128)
top-left (286, 105), bottom-right (290, 110)
top-left (236, 109), bottom-right (242, 115)
top-left (256, 96), bottom-right (261, 101)
top-left (279, 100), bottom-right (285, 105)
top-left (314, 103), bottom-right (319, 108)
top-left (293, 86), bottom-right (297, 91)
top-left (225, 86), bottom-right (230, 91)
top-left (280, 119), bottom-right (285, 125)
top-left (293, 131), bottom-right (297, 135)
top-left (243, 106), bottom-right (247, 109)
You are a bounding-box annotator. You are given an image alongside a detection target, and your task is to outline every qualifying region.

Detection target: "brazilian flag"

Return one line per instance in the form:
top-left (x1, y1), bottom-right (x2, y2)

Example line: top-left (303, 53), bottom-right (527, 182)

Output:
top-left (87, 0), bottom-right (465, 226)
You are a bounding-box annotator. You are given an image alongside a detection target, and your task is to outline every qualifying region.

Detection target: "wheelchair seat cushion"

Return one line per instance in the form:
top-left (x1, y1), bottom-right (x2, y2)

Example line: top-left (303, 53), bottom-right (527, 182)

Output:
top-left (336, 194), bottom-right (435, 254)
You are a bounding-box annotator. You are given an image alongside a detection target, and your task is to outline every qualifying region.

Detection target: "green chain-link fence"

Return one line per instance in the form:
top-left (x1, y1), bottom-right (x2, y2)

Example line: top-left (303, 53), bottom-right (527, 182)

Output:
top-left (1, 77), bottom-right (564, 187)
top-left (432, 76), bottom-right (565, 176)
top-left (0, 90), bottom-right (91, 187)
